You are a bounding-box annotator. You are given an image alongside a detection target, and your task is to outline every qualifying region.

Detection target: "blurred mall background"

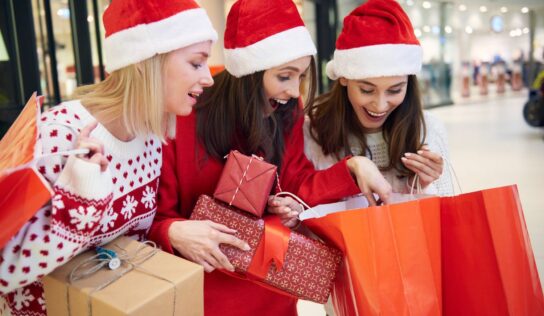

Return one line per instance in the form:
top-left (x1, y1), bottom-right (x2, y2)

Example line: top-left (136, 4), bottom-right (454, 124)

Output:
top-left (1, 1), bottom-right (543, 315)
top-left (1, 0), bottom-right (543, 128)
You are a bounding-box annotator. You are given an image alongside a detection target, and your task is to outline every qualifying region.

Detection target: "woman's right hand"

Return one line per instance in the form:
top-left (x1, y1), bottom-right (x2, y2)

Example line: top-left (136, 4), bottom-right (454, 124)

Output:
top-left (76, 121), bottom-right (109, 172)
top-left (168, 220), bottom-right (250, 273)
top-left (346, 156), bottom-right (392, 205)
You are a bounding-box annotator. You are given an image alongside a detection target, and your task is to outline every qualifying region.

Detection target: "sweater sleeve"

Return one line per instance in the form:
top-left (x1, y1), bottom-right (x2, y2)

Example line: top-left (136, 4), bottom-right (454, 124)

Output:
top-left (423, 111), bottom-right (455, 196)
top-left (147, 138), bottom-right (183, 254)
top-left (0, 122), bottom-right (113, 294)
top-left (279, 116), bottom-right (361, 206)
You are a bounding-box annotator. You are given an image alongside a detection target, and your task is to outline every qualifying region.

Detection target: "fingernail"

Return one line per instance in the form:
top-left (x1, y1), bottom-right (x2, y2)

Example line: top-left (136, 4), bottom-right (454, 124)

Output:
top-left (404, 153), bottom-right (411, 157)
top-left (229, 266), bottom-right (235, 272)
top-left (244, 243), bottom-right (251, 251)
top-left (417, 150), bottom-right (423, 155)
top-left (401, 157), bottom-right (407, 161)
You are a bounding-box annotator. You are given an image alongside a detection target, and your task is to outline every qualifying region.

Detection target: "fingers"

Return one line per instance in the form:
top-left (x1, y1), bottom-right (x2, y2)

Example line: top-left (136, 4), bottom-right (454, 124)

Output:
top-left (402, 153), bottom-right (442, 178)
top-left (198, 259), bottom-right (215, 273)
top-left (208, 221), bottom-right (237, 234)
top-left (217, 231), bottom-right (250, 252)
top-left (209, 248), bottom-right (235, 272)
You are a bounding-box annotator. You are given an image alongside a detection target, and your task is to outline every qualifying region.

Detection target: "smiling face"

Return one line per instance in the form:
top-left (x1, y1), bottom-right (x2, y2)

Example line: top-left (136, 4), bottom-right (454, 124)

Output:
top-left (163, 41), bottom-right (214, 116)
top-left (262, 56), bottom-right (312, 117)
top-left (340, 75), bottom-right (409, 132)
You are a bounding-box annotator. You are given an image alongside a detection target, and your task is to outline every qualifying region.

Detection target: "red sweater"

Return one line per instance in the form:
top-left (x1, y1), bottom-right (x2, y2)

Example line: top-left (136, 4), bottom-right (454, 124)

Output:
top-left (148, 112), bottom-right (359, 316)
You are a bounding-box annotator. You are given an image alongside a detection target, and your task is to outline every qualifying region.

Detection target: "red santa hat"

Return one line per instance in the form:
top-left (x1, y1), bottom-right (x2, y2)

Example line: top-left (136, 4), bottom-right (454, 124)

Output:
top-left (326, 0), bottom-right (422, 80)
top-left (223, 0), bottom-right (317, 78)
top-left (103, 0), bottom-right (218, 73)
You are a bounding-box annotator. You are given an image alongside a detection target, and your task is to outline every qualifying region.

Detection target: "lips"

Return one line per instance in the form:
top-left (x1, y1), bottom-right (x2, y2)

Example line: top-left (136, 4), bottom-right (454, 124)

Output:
top-left (363, 107), bottom-right (388, 122)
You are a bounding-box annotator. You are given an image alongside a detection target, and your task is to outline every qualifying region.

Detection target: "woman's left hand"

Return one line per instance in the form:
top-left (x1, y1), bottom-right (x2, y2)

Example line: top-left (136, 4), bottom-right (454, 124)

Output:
top-left (401, 145), bottom-right (444, 189)
top-left (267, 196), bottom-right (303, 229)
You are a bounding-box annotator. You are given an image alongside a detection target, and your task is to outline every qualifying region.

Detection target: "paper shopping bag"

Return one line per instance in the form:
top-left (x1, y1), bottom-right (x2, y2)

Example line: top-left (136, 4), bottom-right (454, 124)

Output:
top-left (301, 194), bottom-right (442, 316)
top-left (0, 93), bottom-right (53, 249)
top-left (441, 185), bottom-right (544, 316)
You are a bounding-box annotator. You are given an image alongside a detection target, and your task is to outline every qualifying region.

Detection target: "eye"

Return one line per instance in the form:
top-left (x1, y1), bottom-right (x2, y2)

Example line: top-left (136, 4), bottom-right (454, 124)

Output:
top-left (360, 88), bottom-right (374, 94)
top-left (387, 89), bottom-right (402, 94)
top-left (191, 62), bottom-right (203, 70)
top-left (278, 75), bottom-right (290, 82)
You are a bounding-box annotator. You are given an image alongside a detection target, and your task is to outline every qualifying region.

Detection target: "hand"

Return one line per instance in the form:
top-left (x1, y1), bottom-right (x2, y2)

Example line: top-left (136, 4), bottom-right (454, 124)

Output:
top-left (401, 145), bottom-right (443, 189)
top-left (267, 196), bottom-right (303, 228)
top-left (168, 220), bottom-right (250, 273)
top-left (346, 156), bottom-right (392, 205)
top-left (76, 121), bottom-right (108, 172)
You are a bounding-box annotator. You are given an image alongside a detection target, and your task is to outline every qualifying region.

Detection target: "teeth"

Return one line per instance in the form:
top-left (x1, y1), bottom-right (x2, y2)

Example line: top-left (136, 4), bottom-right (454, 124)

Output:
top-left (273, 98), bottom-right (288, 105)
top-left (366, 109), bottom-right (387, 117)
top-left (189, 92), bottom-right (200, 98)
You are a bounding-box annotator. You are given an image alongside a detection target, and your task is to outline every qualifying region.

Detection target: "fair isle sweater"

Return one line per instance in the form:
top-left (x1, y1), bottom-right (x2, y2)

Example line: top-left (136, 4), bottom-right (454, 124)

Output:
top-left (0, 100), bottom-right (161, 316)
top-left (303, 111), bottom-right (454, 196)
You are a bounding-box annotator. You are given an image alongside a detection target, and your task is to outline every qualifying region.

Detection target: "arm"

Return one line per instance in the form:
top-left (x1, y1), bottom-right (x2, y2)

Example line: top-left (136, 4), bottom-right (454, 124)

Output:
top-left (280, 117), bottom-right (391, 206)
top-left (0, 122), bottom-right (112, 294)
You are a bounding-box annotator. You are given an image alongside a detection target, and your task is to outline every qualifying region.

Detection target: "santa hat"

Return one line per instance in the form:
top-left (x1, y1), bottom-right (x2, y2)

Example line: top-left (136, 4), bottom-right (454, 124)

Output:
top-left (326, 0), bottom-right (422, 80)
top-left (223, 0), bottom-right (317, 78)
top-left (103, 0), bottom-right (218, 73)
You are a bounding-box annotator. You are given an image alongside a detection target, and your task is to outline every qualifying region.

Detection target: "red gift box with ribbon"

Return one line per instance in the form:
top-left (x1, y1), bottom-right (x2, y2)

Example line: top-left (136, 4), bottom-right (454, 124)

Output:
top-left (190, 195), bottom-right (342, 303)
top-left (213, 150), bottom-right (277, 217)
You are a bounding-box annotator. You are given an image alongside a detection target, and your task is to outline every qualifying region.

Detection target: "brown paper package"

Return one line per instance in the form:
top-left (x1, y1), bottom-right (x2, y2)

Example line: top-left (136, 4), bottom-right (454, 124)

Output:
top-left (43, 236), bottom-right (203, 316)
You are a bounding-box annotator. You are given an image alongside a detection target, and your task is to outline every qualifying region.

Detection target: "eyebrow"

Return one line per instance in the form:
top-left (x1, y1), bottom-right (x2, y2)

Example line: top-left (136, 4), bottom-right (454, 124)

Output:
top-left (278, 66), bottom-right (301, 72)
top-left (356, 80), bottom-right (407, 88)
top-left (194, 52), bottom-right (209, 58)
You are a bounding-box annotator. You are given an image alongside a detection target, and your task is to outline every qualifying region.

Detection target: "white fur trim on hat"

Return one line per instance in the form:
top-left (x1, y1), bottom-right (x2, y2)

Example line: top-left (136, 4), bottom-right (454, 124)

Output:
top-left (224, 26), bottom-right (316, 78)
top-left (326, 44), bottom-right (422, 80)
top-left (104, 8), bottom-right (218, 73)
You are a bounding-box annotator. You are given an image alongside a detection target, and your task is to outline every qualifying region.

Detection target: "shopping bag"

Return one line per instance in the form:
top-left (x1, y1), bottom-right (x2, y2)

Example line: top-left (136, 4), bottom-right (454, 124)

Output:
top-left (300, 194), bottom-right (442, 316)
top-left (441, 185), bottom-right (544, 315)
top-left (213, 150), bottom-right (277, 217)
top-left (0, 93), bottom-right (53, 249)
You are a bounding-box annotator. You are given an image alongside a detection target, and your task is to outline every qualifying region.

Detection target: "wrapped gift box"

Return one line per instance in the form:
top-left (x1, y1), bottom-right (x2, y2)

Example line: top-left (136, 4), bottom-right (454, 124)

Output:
top-left (43, 236), bottom-right (203, 316)
top-left (213, 150), bottom-right (277, 217)
top-left (190, 195), bottom-right (342, 303)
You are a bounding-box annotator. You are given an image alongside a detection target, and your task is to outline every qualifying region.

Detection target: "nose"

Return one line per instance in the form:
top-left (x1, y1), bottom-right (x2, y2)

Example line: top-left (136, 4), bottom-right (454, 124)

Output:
top-left (286, 81), bottom-right (301, 99)
top-left (200, 67), bottom-right (214, 87)
top-left (374, 94), bottom-right (389, 112)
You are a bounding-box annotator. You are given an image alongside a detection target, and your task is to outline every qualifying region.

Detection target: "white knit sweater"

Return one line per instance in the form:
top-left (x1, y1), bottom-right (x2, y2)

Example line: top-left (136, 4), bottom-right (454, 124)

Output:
top-left (303, 111), bottom-right (454, 196)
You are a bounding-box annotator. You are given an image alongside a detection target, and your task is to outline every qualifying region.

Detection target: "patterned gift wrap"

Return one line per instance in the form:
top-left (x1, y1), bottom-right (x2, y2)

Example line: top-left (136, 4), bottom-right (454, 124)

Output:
top-left (190, 195), bottom-right (342, 303)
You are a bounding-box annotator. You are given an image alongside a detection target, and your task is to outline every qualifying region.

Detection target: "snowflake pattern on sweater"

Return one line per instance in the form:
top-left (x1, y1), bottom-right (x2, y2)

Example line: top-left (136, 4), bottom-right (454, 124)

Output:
top-left (0, 101), bottom-right (162, 316)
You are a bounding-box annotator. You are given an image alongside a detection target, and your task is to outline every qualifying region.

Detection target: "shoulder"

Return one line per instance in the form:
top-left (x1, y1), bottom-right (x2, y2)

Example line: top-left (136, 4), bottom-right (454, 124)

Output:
top-left (40, 100), bottom-right (95, 133)
top-left (423, 111), bottom-right (447, 134)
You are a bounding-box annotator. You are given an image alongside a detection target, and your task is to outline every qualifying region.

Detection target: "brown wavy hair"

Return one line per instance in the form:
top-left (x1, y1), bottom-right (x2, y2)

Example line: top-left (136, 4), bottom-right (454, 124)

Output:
top-left (196, 57), bottom-right (317, 170)
top-left (307, 75), bottom-right (426, 177)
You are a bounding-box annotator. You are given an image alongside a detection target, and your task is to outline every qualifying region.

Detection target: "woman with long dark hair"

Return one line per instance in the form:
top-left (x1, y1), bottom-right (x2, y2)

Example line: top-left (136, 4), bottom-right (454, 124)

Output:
top-left (148, 0), bottom-right (392, 314)
top-left (305, 0), bottom-right (453, 197)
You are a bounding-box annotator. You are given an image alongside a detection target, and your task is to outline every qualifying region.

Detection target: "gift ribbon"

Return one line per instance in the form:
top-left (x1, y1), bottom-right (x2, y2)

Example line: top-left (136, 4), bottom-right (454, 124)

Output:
top-left (66, 241), bottom-right (178, 316)
top-left (247, 215), bottom-right (291, 279)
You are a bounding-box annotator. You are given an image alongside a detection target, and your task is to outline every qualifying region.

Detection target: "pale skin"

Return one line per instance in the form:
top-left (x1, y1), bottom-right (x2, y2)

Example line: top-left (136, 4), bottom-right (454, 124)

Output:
top-left (341, 76), bottom-right (443, 190)
top-left (264, 58), bottom-right (393, 228)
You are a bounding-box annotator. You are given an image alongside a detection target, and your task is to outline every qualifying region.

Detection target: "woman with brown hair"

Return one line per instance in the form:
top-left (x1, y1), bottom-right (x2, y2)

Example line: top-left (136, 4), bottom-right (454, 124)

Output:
top-left (148, 0), bottom-right (392, 314)
top-left (304, 0), bottom-right (454, 198)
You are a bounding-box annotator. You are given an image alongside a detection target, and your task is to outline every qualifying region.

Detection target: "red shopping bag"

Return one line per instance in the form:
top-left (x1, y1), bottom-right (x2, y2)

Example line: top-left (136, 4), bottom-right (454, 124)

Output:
top-left (0, 93), bottom-right (53, 249)
top-left (441, 185), bottom-right (544, 315)
top-left (301, 194), bottom-right (442, 316)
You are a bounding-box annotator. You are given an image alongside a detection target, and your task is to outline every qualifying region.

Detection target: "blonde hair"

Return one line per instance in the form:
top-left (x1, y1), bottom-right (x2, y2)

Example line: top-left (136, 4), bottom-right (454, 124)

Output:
top-left (71, 54), bottom-right (176, 141)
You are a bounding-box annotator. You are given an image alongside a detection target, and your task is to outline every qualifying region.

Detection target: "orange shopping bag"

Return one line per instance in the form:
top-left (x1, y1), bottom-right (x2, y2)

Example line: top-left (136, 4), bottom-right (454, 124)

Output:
top-left (0, 93), bottom-right (54, 249)
top-left (300, 194), bottom-right (442, 316)
top-left (441, 185), bottom-right (544, 316)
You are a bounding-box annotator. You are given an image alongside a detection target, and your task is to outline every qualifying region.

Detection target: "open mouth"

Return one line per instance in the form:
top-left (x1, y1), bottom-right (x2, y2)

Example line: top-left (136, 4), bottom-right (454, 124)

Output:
top-left (269, 98), bottom-right (289, 110)
top-left (188, 92), bottom-right (201, 100)
top-left (364, 108), bottom-right (387, 118)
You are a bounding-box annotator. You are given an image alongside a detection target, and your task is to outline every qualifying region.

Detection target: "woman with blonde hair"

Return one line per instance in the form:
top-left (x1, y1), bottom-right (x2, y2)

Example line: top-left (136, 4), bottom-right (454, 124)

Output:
top-left (0, 1), bottom-right (217, 315)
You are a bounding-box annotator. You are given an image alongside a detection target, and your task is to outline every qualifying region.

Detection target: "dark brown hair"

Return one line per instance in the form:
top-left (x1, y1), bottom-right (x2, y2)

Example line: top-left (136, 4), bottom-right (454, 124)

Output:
top-left (307, 75), bottom-right (426, 177)
top-left (196, 57), bottom-right (317, 170)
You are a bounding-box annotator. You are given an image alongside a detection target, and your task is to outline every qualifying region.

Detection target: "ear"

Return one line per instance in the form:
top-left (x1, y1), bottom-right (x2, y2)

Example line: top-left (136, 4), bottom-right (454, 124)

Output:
top-left (339, 77), bottom-right (348, 87)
